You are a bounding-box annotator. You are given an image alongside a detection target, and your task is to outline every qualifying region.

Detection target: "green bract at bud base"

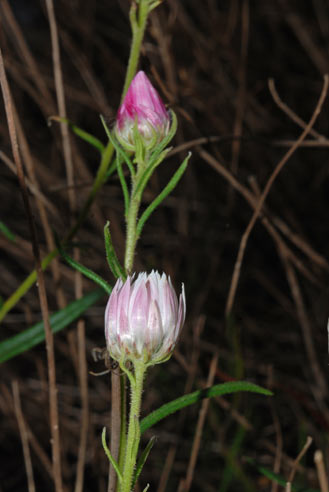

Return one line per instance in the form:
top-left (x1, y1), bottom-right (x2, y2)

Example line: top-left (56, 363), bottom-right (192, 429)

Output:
top-left (115, 71), bottom-right (171, 152)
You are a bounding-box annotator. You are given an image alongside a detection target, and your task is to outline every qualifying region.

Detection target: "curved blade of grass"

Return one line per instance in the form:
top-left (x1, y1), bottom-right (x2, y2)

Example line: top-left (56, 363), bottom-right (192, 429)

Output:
top-left (0, 221), bottom-right (16, 241)
top-left (57, 242), bottom-right (112, 295)
top-left (102, 427), bottom-right (122, 483)
top-left (245, 457), bottom-right (320, 492)
top-left (0, 288), bottom-right (106, 363)
top-left (140, 381), bottom-right (272, 434)
top-left (49, 116), bottom-right (105, 153)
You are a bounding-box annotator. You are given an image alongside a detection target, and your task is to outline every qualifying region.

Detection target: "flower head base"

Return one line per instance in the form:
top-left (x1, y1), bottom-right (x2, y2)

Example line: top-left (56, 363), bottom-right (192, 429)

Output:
top-left (115, 71), bottom-right (170, 152)
top-left (105, 271), bottom-right (186, 366)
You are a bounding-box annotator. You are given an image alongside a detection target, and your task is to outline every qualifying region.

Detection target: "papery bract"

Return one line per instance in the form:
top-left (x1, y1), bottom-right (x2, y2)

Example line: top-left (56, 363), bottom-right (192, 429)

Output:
top-left (115, 71), bottom-right (170, 151)
top-left (105, 271), bottom-right (186, 366)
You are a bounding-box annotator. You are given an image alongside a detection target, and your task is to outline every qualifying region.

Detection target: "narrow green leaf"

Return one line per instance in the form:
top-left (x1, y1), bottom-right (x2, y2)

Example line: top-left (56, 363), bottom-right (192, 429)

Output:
top-left (0, 221), bottom-right (16, 242)
top-left (111, 135), bottom-right (135, 178)
top-left (100, 118), bottom-right (134, 215)
top-left (140, 381), bottom-right (272, 434)
top-left (0, 289), bottom-right (105, 363)
top-left (132, 436), bottom-right (156, 488)
top-left (132, 147), bottom-right (172, 200)
top-left (148, 1), bottom-right (162, 13)
top-left (104, 222), bottom-right (126, 279)
top-left (101, 115), bottom-right (135, 178)
top-left (149, 109), bottom-right (177, 161)
top-left (70, 125), bottom-right (105, 153)
top-left (105, 159), bottom-right (118, 180)
top-left (116, 154), bottom-right (130, 217)
top-left (137, 152), bottom-right (191, 237)
top-left (102, 427), bottom-right (123, 483)
top-left (58, 243), bottom-right (112, 295)
top-left (49, 116), bottom-right (105, 153)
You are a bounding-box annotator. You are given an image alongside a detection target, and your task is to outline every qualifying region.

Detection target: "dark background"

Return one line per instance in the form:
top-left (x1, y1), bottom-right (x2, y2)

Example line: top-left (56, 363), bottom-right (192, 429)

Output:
top-left (1, 1), bottom-right (329, 491)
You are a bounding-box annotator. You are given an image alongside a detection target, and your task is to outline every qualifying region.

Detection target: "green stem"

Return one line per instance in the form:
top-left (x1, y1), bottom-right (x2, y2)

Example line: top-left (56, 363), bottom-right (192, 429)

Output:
top-left (114, 2), bottom-right (157, 487)
top-left (124, 180), bottom-right (142, 274)
top-left (120, 361), bottom-right (146, 492)
top-left (118, 374), bottom-right (127, 474)
top-left (121, 0), bottom-right (150, 100)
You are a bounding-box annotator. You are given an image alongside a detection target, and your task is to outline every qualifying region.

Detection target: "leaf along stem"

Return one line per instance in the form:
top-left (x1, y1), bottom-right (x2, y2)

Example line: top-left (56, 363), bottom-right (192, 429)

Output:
top-left (137, 152), bottom-right (191, 237)
top-left (104, 222), bottom-right (126, 279)
top-left (140, 381), bottom-right (273, 434)
top-left (102, 428), bottom-right (123, 484)
top-left (58, 244), bottom-right (112, 295)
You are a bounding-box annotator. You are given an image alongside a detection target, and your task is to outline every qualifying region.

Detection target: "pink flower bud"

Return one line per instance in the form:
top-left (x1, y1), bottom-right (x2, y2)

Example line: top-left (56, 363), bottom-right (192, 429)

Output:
top-left (105, 271), bottom-right (186, 366)
top-left (115, 71), bottom-right (170, 151)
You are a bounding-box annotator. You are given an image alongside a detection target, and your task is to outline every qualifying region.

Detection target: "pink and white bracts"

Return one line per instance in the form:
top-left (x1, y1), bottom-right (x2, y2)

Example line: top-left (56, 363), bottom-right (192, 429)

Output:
top-left (105, 271), bottom-right (186, 366)
top-left (115, 71), bottom-right (170, 151)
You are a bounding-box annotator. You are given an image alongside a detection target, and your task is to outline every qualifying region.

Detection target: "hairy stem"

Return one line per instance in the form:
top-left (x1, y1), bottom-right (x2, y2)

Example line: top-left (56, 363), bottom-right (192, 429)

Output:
top-left (121, 0), bottom-right (150, 100)
top-left (124, 188), bottom-right (141, 274)
top-left (120, 361), bottom-right (146, 492)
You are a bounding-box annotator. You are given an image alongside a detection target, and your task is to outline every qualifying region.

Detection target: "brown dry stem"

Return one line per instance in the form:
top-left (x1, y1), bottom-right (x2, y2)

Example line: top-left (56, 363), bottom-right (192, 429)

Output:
top-left (225, 74), bottom-right (329, 315)
top-left (0, 48), bottom-right (63, 492)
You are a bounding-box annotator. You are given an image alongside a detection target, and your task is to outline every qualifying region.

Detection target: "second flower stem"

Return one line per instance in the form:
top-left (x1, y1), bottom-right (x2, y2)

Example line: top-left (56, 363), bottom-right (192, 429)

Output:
top-left (122, 0), bottom-right (150, 100)
top-left (120, 361), bottom-right (146, 492)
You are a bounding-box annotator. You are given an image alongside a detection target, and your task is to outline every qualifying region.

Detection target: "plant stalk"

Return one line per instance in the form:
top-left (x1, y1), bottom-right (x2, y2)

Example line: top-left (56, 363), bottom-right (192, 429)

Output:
top-left (121, 0), bottom-right (150, 100)
top-left (120, 361), bottom-right (146, 492)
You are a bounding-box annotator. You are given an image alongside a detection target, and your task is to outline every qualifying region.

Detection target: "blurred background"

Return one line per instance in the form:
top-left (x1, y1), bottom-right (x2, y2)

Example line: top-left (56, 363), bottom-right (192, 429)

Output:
top-left (1, 0), bottom-right (329, 490)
